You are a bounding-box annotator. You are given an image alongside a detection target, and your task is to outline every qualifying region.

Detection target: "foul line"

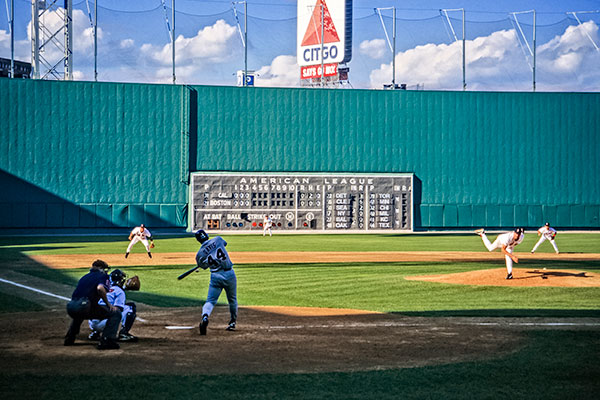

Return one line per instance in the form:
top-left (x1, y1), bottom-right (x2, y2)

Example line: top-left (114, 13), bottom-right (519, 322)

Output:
top-left (0, 277), bottom-right (70, 301)
top-left (263, 321), bottom-right (600, 329)
top-left (0, 277), bottom-right (147, 322)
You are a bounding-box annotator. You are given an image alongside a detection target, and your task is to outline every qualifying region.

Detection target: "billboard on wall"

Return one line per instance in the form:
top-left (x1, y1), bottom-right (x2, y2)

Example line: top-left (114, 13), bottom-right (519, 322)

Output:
top-left (297, 0), bottom-right (352, 68)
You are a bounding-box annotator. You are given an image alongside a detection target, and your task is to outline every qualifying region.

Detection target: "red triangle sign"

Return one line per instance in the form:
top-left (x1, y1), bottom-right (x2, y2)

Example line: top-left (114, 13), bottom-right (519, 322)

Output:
top-left (301, 0), bottom-right (340, 46)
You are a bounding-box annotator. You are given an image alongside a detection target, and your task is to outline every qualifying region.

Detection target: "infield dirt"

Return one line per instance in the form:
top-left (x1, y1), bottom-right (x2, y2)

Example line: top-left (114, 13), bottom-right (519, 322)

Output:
top-left (1, 251), bottom-right (599, 375)
top-left (29, 251), bottom-right (600, 288)
top-left (4, 305), bottom-right (597, 376)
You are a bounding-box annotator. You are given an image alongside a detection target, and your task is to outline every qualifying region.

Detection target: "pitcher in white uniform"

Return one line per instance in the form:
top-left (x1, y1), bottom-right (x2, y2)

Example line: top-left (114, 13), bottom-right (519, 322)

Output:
top-left (475, 228), bottom-right (524, 280)
top-left (125, 224), bottom-right (154, 258)
top-left (531, 222), bottom-right (559, 254)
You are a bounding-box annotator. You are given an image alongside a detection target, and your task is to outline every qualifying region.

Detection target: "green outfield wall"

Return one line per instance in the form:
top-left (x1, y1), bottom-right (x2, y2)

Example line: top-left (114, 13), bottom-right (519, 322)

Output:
top-left (1, 78), bottom-right (599, 231)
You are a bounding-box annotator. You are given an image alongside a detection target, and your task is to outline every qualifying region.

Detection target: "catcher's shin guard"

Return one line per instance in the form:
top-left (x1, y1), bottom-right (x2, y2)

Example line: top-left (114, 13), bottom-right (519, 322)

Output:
top-left (121, 302), bottom-right (137, 334)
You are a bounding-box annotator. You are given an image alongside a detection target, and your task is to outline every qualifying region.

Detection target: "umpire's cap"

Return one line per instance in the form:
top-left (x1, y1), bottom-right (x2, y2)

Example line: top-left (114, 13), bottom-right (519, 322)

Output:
top-left (195, 229), bottom-right (209, 243)
top-left (91, 259), bottom-right (110, 272)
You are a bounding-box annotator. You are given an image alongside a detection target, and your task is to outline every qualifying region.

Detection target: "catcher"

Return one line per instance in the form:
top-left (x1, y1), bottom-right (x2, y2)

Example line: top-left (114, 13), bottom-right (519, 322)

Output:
top-left (125, 224), bottom-right (154, 259)
top-left (531, 222), bottom-right (560, 254)
top-left (89, 269), bottom-right (141, 342)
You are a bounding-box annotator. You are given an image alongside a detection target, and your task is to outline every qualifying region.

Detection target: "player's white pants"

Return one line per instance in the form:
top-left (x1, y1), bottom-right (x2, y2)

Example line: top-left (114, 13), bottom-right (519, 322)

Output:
top-left (480, 233), bottom-right (514, 274)
top-left (263, 227), bottom-right (271, 236)
top-left (202, 269), bottom-right (238, 322)
top-left (127, 236), bottom-right (150, 252)
top-left (532, 236), bottom-right (559, 253)
top-left (89, 304), bottom-right (133, 332)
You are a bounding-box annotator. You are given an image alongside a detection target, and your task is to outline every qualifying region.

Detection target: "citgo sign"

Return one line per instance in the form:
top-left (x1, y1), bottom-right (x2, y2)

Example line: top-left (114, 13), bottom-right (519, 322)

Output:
top-left (297, 0), bottom-right (352, 68)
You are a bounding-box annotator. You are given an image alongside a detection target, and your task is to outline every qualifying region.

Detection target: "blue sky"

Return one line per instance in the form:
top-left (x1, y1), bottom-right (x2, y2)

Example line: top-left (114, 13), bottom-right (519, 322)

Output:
top-left (1, 0), bottom-right (599, 90)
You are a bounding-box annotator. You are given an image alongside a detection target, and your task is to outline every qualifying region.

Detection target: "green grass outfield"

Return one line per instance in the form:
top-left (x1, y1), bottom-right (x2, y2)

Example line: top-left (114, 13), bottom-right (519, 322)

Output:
top-left (2, 231), bottom-right (600, 254)
top-left (0, 233), bottom-right (599, 399)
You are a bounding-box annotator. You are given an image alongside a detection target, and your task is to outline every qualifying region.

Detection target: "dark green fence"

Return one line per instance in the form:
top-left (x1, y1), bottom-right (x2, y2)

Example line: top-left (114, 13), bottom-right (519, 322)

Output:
top-left (1, 78), bottom-right (598, 230)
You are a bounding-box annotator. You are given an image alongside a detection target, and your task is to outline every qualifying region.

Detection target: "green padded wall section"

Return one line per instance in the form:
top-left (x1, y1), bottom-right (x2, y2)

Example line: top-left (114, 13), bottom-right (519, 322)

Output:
top-left (192, 86), bottom-right (600, 228)
top-left (1, 78), bottom-right (599, 230)
top-left (0, 79), bottom-right (188, 228)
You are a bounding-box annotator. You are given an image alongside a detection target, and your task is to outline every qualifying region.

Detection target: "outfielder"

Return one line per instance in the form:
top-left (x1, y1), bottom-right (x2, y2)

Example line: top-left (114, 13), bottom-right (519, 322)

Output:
top-left (263, 215), bottom-right (273, 237)
top-left (531, 222), bottom-right (559, 254)
top-left (89, 269), bottom-right (138, 342)
top-left (195, 230), bottom-right (237, 335)
top-left (475, 228), bottom-right (524, 280)
top-left (125, 224), bottom-right (154, 258)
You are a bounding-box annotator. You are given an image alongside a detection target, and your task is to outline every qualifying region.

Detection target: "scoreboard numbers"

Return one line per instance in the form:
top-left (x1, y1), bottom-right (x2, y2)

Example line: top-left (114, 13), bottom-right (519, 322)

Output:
top-left (190, 173), bottom-right (413, 232)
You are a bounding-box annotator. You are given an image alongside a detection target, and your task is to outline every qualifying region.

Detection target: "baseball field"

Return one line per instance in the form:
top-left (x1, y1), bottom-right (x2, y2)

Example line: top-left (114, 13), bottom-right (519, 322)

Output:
top-left (1, 232), bottom-right (599, 399)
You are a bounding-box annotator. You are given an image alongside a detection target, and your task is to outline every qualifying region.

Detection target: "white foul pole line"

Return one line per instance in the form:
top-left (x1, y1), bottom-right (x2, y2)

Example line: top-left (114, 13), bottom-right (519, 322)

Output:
top-left (0, 277), bottom-right (147, 322)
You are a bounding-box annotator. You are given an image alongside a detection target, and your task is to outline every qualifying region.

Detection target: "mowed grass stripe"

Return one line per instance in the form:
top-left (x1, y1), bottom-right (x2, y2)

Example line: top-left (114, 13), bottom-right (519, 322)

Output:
top-left (2, 233), bottom-right (600, 255)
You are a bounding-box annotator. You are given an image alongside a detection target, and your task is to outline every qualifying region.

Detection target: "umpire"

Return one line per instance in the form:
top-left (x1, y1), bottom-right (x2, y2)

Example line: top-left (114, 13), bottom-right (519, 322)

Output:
top-left (64, 259), bottom-right (122, 350)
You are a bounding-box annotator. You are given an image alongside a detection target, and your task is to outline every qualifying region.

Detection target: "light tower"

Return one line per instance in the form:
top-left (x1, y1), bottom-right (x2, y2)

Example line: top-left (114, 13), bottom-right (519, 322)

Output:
top-left (31, 0), bottom-right (73, 80)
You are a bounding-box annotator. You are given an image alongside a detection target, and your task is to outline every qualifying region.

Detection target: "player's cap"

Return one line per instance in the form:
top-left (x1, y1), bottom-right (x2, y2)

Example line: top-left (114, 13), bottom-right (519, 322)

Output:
top-left (514, 227), bottom-right (524, 235)
top-left (545, 222), bottom-right (549, 226)
top-left (140, 224), bottom-right (145, 228)
top-left (195, 229), bottom-right (209, 243)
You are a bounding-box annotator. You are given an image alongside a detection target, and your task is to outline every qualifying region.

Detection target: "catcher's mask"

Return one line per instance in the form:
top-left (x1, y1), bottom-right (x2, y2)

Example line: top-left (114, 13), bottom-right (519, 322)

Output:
top-left (110, 269), bottom-right (127, 287)
top-left (195, 229), bottom-right (209, 243)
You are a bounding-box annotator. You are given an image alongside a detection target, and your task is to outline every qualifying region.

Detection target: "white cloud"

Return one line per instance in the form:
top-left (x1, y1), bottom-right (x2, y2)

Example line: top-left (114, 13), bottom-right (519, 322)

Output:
top-left (0, 29), bottom-right (31, 61)
top-left (359, 38), bottom-right (387, 59)
top-left (120, 39), bottom-right (134, 49)
top-left (142, 19), bottom-right (239, 66)
top-left (369, 22), bottom-right (600, 91)
top-left (254, 55), bottom-right (300, 87)
top-left (26, 8), bottom-right (104, 57)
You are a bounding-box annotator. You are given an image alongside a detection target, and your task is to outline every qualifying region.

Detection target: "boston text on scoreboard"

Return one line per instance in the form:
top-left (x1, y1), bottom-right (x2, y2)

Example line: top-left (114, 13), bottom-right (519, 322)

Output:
top-left (190, 172), bottom-right (413, 232)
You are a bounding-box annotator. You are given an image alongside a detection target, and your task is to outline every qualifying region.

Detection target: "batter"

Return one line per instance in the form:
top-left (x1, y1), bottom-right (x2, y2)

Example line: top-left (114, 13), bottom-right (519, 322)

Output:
top-left (195, 230), bottom-right (237, 335)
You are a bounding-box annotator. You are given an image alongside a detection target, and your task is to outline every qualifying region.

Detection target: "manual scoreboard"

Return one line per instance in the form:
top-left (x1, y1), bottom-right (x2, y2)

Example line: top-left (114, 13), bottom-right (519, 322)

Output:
top-left (190, 172), bottom-right (413, 232)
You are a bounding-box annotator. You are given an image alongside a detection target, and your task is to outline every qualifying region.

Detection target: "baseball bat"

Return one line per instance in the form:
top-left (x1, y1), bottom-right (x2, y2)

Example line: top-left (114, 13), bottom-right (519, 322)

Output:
top-left (177, 265), bottom-right (201, 280)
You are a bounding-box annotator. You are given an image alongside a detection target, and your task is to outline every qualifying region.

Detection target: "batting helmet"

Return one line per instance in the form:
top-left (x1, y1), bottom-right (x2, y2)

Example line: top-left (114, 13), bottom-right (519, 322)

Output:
top-left (195, 229), bottom-right (209, 243)
top-left (109, 269), bottom-right (127, 287)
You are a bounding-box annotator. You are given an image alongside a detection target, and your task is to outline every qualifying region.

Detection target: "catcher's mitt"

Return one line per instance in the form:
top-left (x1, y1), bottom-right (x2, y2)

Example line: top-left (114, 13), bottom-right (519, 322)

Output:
top-left (124, 275), bottom-right (141, 291)
top-left (150, 241), bottom-right (155, 248)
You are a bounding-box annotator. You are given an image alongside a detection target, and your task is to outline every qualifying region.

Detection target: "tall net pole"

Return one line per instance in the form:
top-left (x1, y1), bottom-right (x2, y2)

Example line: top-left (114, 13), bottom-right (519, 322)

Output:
top-left (244, 1), bottom-right (247, 87)
top-left (10, 0), bottom-right (14, 77)
top-left (172, 0), bottom-right (176, 84)
top-left (320, 3), bottom-right (324, 88)
top-left (94, 0), bottom-right (97, 81)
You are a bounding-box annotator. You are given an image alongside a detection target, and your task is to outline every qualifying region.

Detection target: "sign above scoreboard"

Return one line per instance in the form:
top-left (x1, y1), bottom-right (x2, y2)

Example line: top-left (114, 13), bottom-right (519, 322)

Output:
top-left (297, 0), bottom-right (353, 67)
top-left (190, 172), bottom-right (413, 232)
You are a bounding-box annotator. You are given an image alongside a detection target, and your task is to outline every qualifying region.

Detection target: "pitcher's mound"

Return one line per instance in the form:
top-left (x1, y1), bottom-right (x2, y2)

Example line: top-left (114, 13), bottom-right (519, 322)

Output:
top-left (406, 268), bottom-right (600, 287)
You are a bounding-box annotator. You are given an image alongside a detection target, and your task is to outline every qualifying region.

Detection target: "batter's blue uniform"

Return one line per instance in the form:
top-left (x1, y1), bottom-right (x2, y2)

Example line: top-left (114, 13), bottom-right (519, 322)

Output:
top-left (196, 236), bottom-right (237, 322)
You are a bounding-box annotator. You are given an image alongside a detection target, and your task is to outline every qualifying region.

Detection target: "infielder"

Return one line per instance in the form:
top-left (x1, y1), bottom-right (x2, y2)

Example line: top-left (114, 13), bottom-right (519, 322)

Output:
top-left (195, 230), bottom-right (237, 335)
top-left (89, 269), bottom-right (138, 342)
top-left (531, 222), bottom-right (559, 254)
top-left (263, 215), bottom-right (273, 237)
top-left (125, 224), bottom-right (154, 258)
top-left (475, 228), bottom-right (524, 279)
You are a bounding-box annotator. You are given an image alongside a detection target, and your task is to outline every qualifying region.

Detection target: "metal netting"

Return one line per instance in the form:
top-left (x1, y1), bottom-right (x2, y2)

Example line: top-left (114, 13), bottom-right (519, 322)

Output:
top-left (1, 1), bottom-right (598, 90)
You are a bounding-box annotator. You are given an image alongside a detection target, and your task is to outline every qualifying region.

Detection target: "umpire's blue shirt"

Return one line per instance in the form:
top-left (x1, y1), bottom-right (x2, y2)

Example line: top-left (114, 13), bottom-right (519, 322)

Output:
top-left (71, 269), bottom-right (110, 303)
